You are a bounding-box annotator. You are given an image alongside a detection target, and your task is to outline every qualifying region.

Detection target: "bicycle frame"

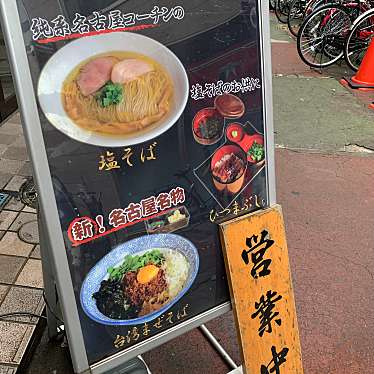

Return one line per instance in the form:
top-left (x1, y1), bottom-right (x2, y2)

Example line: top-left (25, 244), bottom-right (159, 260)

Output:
top-left (351, 7), bottom-right (374, 38)
top-left (306, 0), bottom-right (372, 17)
top-left (318, 0), bottom-right (370, 30)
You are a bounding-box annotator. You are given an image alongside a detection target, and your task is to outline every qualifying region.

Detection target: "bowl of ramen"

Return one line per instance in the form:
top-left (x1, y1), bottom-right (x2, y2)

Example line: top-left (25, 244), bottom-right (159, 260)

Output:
top-left (37, 32), bottom-right (189, 147)
top-left (210, 144), bottom-right (247, 194)
top-left (80, 233), bottom-right (199, 325)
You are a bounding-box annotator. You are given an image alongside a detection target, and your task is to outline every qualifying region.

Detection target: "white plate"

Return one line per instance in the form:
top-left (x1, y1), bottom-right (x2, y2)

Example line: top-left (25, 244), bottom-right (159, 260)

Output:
top-left (37, 32), bottom-right (189, 147)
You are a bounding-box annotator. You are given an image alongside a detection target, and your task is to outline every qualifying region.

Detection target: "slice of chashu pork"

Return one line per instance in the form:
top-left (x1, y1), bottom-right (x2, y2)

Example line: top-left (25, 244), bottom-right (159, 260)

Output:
top-left (111, 59), bottom-right (154, 84)
top-left (77, 56), bottom-right (119, 96)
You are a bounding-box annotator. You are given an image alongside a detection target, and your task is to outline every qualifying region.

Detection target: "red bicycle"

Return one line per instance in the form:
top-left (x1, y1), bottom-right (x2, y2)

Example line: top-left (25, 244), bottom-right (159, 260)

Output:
top-left (344, 7), bottom-right (374, 70)
top-left (297, 0), bottom-right (372, 68)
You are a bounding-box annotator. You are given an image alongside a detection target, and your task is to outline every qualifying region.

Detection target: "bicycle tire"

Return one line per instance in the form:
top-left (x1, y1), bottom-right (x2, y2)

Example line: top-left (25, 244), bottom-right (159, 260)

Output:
top-left (344, 8), bottom-right (374, 71)
top-left (270, 0), bottom-right (277, 11)
top-left (275, 0), bottom-right (292, 23)
top-left (297, 4), bottom-right (352, 68)
top-left (303, 0), bottom-right (328, 18)
top-left (288, 0), bottom-right (307, 36)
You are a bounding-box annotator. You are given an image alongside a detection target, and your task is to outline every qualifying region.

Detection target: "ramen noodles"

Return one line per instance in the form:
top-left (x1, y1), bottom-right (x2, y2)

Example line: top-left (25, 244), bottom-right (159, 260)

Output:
top-left (62, 51), bottom-right (173, 136)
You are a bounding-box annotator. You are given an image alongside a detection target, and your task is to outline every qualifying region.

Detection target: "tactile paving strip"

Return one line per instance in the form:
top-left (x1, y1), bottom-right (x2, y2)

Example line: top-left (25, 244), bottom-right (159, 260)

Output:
top-left (0, 192), bottom-right (11, 212)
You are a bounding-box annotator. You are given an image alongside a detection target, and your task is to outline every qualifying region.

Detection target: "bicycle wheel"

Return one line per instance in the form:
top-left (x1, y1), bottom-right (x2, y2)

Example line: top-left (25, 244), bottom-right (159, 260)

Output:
top-left (303, 0), bottom-right (328, 18)
top-left (297, 4), bottom-right (352, 68)
top-left (275, 0), bottom-right (292, 23)
top-left (344, 9), bottom-right (374, 71)
top-left (288, 0), bottom-right (307, 36)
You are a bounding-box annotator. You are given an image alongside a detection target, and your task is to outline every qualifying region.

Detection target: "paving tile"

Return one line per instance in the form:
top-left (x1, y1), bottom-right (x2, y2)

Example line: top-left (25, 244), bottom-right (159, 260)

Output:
top-left (0, 173), bottom-right (12, 189)
top-left (30, 245), bottom-right (40, 259)
top-left (0, 364), bottom-right (17, 373)
top-left (0, 211), bottom-right (18, 230)
top-left (4, 176), bottom-right (26, 192)
top-left (0, 286), bottom-right (44, 323)
top-left (0, 284), bottom-right (9, 305)
top-left (0, 144), bottom-right (7, 156)
top-left (15, 259), bottom-right (43, 289)
top-left (5, 119), bottom-right (22, 127)
top-left (0, 232), bottom-right (33, 257)
top-left (9, 212), bottom-right (36, 231)
top-left (0, 159), bottom-right (24, 175)
top-left (0, 123), bottom-right (23, 136)
top-left (4, 197), bottom-right (24, 212)
top-left (10, 136), bottom-right (26, 148)
top-left (0, 321), bottom-right (35, 364)
top-left (2, 147), bottom-right (28, 161)
top-left (8, 112), bottom-right (21, 125)
top-left (22, 205), bottom-right (36, 213)
top-left (3, 120), bottom-right (22, 128)
top-left (0, 135), bottom-right (18, 146)
top-left (0, 255), bottom-right (25, 284)
top-left (0, 231), bottom-right (4, 240)
top-left (18, 161), bottom-right (33, 177)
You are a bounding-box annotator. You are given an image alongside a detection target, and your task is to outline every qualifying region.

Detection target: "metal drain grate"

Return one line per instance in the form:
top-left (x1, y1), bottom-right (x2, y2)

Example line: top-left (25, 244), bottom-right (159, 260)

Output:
top-left (19, 220), bottom-right (39, 244)
top-left (19, 179), bottom-right (38, 210)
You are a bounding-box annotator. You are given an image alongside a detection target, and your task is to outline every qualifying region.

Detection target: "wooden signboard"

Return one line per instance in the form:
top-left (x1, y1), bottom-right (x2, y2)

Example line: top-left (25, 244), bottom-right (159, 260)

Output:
top-left (220, 205), bottom-right (303, 374)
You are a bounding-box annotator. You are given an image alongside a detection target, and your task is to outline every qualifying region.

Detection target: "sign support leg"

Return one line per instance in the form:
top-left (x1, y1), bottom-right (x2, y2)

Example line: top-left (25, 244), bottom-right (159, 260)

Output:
top-left (199, 324), bottom-right (239, 371)
top-left (227, 367), bottom-right (243, 374)
top-left (39, 213), bottom-right (59, 339)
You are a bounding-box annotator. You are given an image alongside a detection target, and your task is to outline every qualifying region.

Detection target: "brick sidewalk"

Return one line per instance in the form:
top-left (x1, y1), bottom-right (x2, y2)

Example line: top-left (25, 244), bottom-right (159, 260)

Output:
top-left (0, 112), bottom-right (43, 373)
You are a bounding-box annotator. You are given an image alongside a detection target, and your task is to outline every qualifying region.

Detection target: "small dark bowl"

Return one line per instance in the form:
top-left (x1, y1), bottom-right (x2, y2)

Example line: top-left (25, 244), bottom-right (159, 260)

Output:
top-left (192, 107), bottom-right (223, 145)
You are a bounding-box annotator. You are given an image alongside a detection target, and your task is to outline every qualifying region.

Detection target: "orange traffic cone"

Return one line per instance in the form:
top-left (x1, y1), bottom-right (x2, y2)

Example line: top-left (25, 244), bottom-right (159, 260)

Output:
top-left (342, 37), bottom-right (374, 89)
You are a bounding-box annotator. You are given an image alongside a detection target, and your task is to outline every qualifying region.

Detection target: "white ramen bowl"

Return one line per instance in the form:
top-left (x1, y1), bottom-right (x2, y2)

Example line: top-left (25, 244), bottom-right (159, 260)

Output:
top-left (37, 32), bottom-right (189, 147)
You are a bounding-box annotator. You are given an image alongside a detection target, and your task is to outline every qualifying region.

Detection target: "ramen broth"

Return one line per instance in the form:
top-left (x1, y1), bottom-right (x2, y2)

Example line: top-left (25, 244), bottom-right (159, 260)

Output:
top-left (62, 51), bottom-right (173, 136)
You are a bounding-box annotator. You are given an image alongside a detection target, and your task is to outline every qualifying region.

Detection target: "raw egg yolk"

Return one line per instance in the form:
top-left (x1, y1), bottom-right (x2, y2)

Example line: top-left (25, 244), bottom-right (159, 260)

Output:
top-left (137, 265), bottom-right (159, 284)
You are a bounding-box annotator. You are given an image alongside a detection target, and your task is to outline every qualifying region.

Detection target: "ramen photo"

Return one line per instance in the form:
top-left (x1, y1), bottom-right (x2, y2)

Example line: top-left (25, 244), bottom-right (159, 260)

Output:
top-left (62, 51), bottom-right (173, 136)
top-left (38, 33), bottom-right (188, 147)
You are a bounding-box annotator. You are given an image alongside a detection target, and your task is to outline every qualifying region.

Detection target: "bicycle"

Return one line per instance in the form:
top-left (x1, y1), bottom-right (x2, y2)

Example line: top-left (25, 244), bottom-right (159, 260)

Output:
top-left (344, 7), bottom-right (374, 70)
top-left (275, 0), bottom-right (294, 23)
top-left (288, 0), bottom-right (330, 36)
top-left (288, 0), bottom-right (308, 36)
top-left (297, 1), bottom-right (368, 68)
